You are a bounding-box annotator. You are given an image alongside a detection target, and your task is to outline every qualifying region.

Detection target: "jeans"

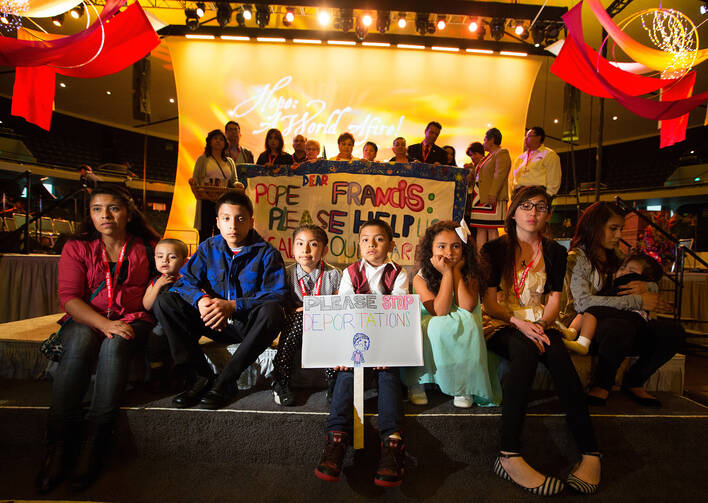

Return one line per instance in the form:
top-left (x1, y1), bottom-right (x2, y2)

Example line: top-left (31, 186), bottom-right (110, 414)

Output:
top-left (153, 292), bottom-right (285, 391)
top-left (327, 368), bottom-right (404, 441)
top-left (591, 316), bottom-right (684, 391)
top-left (487, 327), bottom-right (597, 453)
top-left (48, 319), bottom-right (152, 426)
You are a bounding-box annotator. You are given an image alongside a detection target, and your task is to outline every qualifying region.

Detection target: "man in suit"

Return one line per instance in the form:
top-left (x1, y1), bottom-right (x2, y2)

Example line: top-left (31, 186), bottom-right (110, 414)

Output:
top-left (408, 121), bottom-right (449, 165)
top-left (225, 121), bottom-right (254, 164)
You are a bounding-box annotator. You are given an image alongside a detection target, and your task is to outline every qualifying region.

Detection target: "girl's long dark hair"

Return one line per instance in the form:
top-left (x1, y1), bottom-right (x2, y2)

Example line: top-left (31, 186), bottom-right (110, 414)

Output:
top-left (204, 129), bottom-right (229, 161)
top-left (417, 220), bottom-right (481, 294)
top-left (72, 184), bottom-right (160, 243)
top-left (495, 185), bottom-right (553, 290)
top-left (570, 201), bottom-right (624, 278)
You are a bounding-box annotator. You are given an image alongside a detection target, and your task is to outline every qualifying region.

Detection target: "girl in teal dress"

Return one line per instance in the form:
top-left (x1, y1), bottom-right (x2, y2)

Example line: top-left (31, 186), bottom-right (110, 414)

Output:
top-left (402, 220), bottom-right (501, 408)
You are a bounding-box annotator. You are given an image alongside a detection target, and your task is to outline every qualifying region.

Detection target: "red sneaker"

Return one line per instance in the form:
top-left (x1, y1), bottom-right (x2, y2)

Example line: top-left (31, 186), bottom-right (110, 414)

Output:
top-left (374, 436), bottom-right (405, 487)
top-left (314, 431), bottom-right (349, 482)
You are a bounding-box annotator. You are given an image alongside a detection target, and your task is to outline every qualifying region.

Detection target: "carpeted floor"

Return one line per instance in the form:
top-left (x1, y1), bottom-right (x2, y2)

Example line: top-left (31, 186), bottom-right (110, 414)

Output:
top-left (1, 379), bottom-right (707, 502)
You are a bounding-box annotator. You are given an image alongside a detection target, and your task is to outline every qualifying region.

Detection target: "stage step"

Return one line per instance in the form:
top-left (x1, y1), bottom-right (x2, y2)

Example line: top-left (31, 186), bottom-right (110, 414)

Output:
top-left (1, 380), bottom-right (707, 502)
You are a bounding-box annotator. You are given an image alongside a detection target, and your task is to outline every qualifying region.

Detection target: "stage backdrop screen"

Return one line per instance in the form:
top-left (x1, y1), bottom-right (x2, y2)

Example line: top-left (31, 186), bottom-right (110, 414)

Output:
top-left (164, 38), bottom-right (541, 249)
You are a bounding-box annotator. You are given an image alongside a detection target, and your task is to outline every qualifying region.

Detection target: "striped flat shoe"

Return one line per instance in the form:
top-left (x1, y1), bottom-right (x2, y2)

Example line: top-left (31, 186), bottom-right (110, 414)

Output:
top-left (493, 454), bottom-right (565, 496)
top-left (566, 472), bottom-right (599, 495)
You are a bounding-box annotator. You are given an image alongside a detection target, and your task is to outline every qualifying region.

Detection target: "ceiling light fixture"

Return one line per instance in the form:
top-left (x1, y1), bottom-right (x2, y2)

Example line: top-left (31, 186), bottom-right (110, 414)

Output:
top-left (52, 13), bottom-right (64, 27)
top-left (185, 8), bottom-right (199, 31)
top-left (468, 19), bottom-right (478, 33)
top-left (242, 5), bottom-right (253, 21)
top-left (376, 11), bottom-right (390, 33)
top-left (255, 4), bottom-right (270, 28)
top-left (361, 13), bottom-right (372, 27)
top-left (283, 7), bottom-right (295, 26)
top-left (436, 15), bottom-right (446, 31)
top-left (195, 2), bottom-right (205, 18)
top-left (318, 9), bottom-right (330, 26)
top-left (336, 8), bottom-right (353, 32)
top-left (415, 12), bottom-right (435, 35)
top-left (217, 3), bottom-right (232, 27)
top-left (70, 4), bottom-right (85, 20)
top-left (397, 12), bottom-right (406, 29)
top-left (490, 18), bottom-right (505, 41)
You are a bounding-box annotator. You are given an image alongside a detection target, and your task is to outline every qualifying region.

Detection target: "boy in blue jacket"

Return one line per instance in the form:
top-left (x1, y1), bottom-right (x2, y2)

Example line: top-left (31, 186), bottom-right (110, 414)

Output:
top-left (153, 191), bottom-right (288, 410)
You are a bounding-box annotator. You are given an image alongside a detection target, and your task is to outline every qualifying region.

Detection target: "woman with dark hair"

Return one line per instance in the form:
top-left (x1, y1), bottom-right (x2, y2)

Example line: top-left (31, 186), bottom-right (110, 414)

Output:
top-left (443, 145), bottom-right (457, 166)
top-left (256, 128), bottom-right (294, 167)
top-left (402, 220), bottom-right (501, 408)
top-left (191, 129), bottom-right (239, 242)
top-left (567, 201), bottom-right (683, 407)
top-left (331, 132), bottom-right (358, 161)
top-left (468, 128), bottom-right (512, 251)
top-left (481, 186), bottom-right (600, 496)
top-left (37, 185), bottom-right (159, 493)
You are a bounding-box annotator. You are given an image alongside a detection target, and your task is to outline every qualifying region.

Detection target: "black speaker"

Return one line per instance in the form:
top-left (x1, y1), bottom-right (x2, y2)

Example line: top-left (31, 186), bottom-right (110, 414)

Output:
top-left (132, 57), bottom-right (151, 122)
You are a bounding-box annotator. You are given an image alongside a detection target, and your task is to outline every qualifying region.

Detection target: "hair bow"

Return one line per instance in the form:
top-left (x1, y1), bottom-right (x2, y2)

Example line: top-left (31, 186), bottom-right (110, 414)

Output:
top-left (455, 219), bottom-right (471, 244)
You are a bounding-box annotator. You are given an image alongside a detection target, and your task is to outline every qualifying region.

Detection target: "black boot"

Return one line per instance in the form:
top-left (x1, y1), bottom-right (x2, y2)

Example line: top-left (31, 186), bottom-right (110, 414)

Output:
top-left (35, 422), bottom-right (80, 493)
top-left (71, 421), bottom-right (114, 491)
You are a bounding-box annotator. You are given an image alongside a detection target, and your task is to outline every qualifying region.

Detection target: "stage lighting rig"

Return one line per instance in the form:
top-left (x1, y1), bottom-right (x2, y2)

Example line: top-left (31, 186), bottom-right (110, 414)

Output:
top-left (336, 8), bottom-right (354, 32)
top-left (217, 3), bottom-right (233, 27)
top-left (468, 19), bottom-right (479, 33)
top-left (377, 11), bottom-right (390, 33)
top-left (195, 2), bottom-right (206, 18)
top-left (355, 14), bottom-right (369, 40)
top-left (283, 7), bottom-right (295, 26)
top-left (531, 22), bottom-right (545, 46)
top-left (397, 12), bottom-right (406, 29)
top-left (490, 18), bottom-right (505, 41)
top-left (185, 8), bottom-right (199, 31)
top-left (514, 21), bottom-right (529, 40)
top-left (236, 7), bottom-right (246, 26)
top-left (242, 4), bottom-right (253, 20)
top-left (256, 4), bottom-right (271, 28)
top-left (70, 4), bottom-right (85, 20)
top-left (318, 9), bottom-right (331, 26)
top-left (415, 13), bottom-right (435, 35)
top-left (52, 13), bottom-right (64, 26)
top-left (436, 15), bottom-right (446, 31)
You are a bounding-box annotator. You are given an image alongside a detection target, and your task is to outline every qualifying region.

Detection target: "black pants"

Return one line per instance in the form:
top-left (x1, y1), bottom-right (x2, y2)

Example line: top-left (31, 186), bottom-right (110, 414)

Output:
top-left (591, 314), bottom-right (684, 391)
top-left (198, 200), bottom-right (217, 243)
top-left (487, 327), bottom-right (597, 453)
top-left (153, 292), bottom-right (285, 391)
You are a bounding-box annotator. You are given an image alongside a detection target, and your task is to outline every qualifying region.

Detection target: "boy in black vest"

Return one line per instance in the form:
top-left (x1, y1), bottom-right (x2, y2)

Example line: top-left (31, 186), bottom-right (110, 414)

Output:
top-left (314, 219), bottom-right (409, 487)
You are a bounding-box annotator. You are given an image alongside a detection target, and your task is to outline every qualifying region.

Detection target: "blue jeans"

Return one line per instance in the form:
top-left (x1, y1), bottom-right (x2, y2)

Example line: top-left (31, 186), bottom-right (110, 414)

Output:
top-left (326, 368), bottom-right (404, 441)
top-left (48, 320), bottom-right (152, 426)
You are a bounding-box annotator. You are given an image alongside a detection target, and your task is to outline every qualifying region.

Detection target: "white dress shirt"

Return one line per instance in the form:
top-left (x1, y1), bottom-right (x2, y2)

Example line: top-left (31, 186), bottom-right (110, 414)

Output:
top-left (339, 259), bottom-right (409, 295)
top-left (509, 144), bottom-right (562, 197)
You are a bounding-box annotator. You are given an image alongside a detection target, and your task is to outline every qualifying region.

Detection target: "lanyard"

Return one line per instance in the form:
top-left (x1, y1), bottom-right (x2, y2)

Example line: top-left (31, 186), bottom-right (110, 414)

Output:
top-left (268, 153), bottom-right (277, 164)
top-left (101, 238), bottom-right (130, 319)
top-left (513, 241), bottom-right (541, 300)
top-left (298, 261), bottom-right (324, 297)
top-left (422, 143), bottom-right (431, 162)
top-left (523, 150), bottom-right (536, 168)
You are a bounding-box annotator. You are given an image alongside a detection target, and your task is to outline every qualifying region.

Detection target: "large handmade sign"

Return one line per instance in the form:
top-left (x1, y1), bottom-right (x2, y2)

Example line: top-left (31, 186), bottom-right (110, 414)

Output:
top-left (244, 160), bottom-right (467, 266)
top-left (301, 294), bottom-right (423, 368)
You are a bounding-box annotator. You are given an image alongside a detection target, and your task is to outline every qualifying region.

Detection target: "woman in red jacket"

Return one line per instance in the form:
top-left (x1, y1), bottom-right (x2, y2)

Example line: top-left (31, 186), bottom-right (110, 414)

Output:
top-left (37, 185), bottom-right (160, 493)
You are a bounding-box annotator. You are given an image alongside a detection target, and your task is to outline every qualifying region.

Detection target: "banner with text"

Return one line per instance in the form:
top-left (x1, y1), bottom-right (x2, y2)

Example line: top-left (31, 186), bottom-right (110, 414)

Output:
top-left (244, 160), bottom-right (468, 265)
top-left (302, 294), bottom-right (423, 368)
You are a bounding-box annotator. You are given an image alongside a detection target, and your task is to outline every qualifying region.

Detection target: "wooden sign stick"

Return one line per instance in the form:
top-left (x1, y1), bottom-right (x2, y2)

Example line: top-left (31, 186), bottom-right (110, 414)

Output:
top-left (353, 366), bottom-right (365, 449)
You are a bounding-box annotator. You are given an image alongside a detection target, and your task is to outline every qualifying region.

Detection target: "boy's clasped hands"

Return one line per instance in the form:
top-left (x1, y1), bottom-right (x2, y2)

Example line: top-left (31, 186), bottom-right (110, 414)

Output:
top-left (198, 295), bottom-right (236, 331)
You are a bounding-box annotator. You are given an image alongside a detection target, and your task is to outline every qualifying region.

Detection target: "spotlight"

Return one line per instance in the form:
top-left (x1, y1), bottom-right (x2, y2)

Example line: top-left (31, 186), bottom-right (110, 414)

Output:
top-left (545, 22), bottom-right (560, 43)
top-left (318, 9), bottom-right (331, 26)
top-left (701, 3), bottom-right (707, 15)
top-left (195, 2), bottom-right (206, 18)
top-left (283, 7), bottom-right (294, 26)
top-left (376, 11), bottom-right (390, 33)
top-left (531, 22), bottom-right (545, 46)
top-left (490, 18), bottom-right (505, 41)
top-left (185, 8), bottom-right (199, 31)
top-left (336, 9), bottom-right (353, 32)
top-left (0, 15), bottom-right (7, 24)
top-left (397, 12), bottom-right (406, 29)
top-left (415, 12), bottom-right (435, 35)
top-left (242, 4), bottom-right (253, 21)
top-left (256, 4), bottom-right (271, 28)
top-left (514, 21), bottom-right (529, 39)
top-left (70, 4), bottom-right (85, 20)
top-left (217, 3), bottom-right (233, 27)
top-left (52, 13), bottom-right (64, 27)
top-left (356, 15), bottom-right (369, 41)
top-left (236, 8), bottom-right (246, 26)
top-left (468, 19), bottom-right (479, 33)
top-left (437, 15), bottom-right (446, 31)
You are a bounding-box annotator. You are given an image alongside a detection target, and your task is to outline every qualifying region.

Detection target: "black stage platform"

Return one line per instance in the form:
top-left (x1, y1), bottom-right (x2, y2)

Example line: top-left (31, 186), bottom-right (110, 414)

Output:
top-left (1, 380), bottom-right (707, 502)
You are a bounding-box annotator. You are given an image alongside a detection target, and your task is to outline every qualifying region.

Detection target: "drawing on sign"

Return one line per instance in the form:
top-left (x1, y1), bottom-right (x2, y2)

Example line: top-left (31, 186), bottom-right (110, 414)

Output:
top-left (351, 333), bottom-right (370, 367)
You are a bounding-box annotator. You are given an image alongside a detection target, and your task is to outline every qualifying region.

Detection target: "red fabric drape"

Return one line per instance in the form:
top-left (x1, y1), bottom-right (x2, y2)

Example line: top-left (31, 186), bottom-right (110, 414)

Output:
top-left (11, 65), bottom-right (55, 130)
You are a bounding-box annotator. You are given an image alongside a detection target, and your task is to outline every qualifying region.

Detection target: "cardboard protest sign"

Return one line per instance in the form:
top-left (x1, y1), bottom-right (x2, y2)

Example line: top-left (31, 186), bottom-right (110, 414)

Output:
top-left (302, 294), bottom-right (423, 368)
top-left (244, 160), bottom-right (468, 266)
